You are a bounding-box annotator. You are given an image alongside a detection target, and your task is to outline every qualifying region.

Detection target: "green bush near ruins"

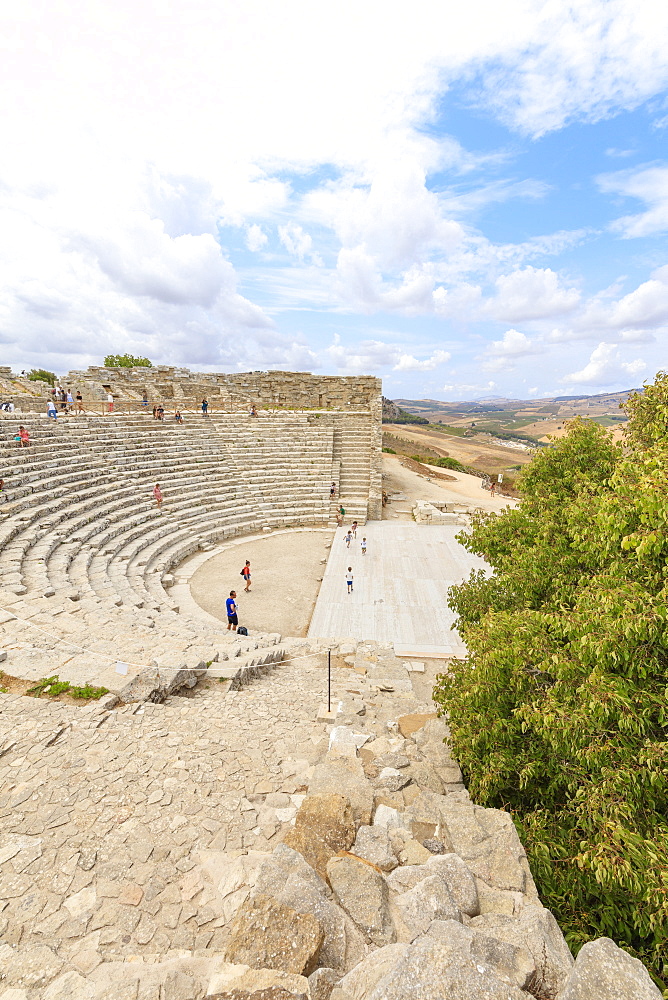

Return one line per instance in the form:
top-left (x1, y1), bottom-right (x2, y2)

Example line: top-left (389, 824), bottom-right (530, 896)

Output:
top-left (434, 372), bottom-right (668, 989)
top-left (27, 368), bottom-right (56, 386)
top-left (104, 353), bottom-right (153, 367)
top-left (410, 453), bottom-right (466, 472)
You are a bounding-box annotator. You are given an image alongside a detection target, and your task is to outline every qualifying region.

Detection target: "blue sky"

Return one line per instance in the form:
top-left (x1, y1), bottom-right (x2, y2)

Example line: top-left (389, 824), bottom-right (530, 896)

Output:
top-left (1, 1), bottom-right (668, 399)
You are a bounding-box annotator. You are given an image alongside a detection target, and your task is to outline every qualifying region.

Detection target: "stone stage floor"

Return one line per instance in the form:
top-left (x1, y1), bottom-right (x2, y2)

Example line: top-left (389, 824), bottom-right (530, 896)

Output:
top-left (308, 522), bottom-right (488, 657)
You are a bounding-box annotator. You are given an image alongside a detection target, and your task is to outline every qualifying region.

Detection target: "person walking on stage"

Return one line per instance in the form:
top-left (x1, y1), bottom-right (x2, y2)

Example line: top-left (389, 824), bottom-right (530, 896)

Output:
top-left (361, 537), bottom-right (367, 555)
top-left (226, 591), bottom-right (238, 631)
top-left (241, 560), bottom-right (251, 592)
top-left (346, 567), bottom-right (354, 593)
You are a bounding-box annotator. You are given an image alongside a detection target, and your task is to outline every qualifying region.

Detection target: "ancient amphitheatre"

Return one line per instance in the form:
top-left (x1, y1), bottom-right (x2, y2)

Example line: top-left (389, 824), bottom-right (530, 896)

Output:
top-left (0, 366), bottom-right (659, 1000)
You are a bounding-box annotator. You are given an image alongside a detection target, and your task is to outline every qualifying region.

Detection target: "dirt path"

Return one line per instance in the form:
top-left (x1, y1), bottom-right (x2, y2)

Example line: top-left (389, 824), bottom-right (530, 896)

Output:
top-left (382, 453), bottom-right (517, 519)
top-left (189, 528), bottom-right (335, 637)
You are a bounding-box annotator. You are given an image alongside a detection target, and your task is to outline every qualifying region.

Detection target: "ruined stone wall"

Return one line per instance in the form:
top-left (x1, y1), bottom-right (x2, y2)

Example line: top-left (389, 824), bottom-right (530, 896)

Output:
top-left (63, 366), bottom-right (381, 412)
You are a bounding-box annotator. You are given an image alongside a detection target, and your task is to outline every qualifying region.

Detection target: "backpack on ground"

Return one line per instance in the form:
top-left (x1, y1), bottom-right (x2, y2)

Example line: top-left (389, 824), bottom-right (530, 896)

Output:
top-left (237, 625), bottom-right (248, 636)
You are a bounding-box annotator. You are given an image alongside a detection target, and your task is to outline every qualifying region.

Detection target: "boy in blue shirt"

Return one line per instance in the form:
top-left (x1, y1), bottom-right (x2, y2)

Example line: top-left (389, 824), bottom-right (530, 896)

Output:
top-left (226, 591), bottom-right (238, 631)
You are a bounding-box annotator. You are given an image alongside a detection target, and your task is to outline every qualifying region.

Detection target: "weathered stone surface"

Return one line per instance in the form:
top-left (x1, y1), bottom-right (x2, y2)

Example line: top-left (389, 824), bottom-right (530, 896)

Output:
top-left (375, 767), bottom-right (410, 793)
top-left (351, 825), bottom-right (397, 872)
top-left (397, 838), bottom-right (431, 866)
top-left (209, 966), bottom-right (310, 1000)
top-left (225, 893), bottom-right (324, 975)
top-left (308, 967), bottom-right (340, 1000)
top-left (42, 972), bottom-right (95, 1000)
top-left (393, 875), bottom-right (460, 942)
top-left (254, 845), bottom-right (365, 973)
top-left (471, 903), bottom-right (573, 995)
top-left (2, 944), bottom-right (64, 988)
top-left (343, 921), bottom-right (532, 1000)
top-left (425, 854), bottom-right (479, 918)
top-left (336, 944), bottom-right (410, 1000)
top-left (283, 794), bottom-right (355, 882)
top-left (309, 757), bottom-right (373, 826)
top-left (559, 937), bottom-right (662, 1000)
top-left (396, 712), bottom-right (437, 738)
top-left (327, 854), bottom-right (394, 947)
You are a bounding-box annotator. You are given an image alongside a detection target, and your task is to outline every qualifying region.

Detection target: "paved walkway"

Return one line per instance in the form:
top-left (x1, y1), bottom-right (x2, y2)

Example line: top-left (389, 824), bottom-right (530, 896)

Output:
top-left (308, 522), bottom-right (488, 656)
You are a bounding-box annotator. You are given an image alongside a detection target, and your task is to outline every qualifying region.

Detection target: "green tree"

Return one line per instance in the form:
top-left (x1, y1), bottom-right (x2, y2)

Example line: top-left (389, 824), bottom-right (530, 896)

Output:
top-left (104, 354), bottom-right (152, 368)
top-left (434, 389), bottom-right (668, 990)
top-left (27, 368), bottom-right (56, 386)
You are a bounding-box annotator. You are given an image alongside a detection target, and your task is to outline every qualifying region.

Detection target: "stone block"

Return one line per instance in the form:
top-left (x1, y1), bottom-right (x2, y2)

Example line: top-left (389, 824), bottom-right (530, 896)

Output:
top-left (225, 893), bottom-right (324, 975)
top-left (308, 756), bottom-right (373, 827)
top-left (282, 793), bottom-right (355, 883)
top-left (351, 825), bottom-right (397, 872)
top-left (559, 937), bottom-right (661, 1000)
top-left (392, 875), bottom-right (460, 942)
top-left (327, 854), bottom-right (395, 947)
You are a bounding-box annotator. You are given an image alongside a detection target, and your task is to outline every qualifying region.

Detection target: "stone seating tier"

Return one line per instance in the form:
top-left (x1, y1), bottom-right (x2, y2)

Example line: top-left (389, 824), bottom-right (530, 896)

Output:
top-left (0, 409), bottom-right (377, 689)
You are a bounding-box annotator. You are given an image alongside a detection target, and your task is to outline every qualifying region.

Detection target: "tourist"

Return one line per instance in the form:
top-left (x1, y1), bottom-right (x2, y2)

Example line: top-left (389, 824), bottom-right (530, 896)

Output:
top-left (249, 404), bottom-right (258, 417)
top-left (46, 400), bottom-right (57, 420)
top-left (339, 504), bottom-right (346, 519)
top-left (226, 590), bottom-right (238, 631)
top-left (153, 483), bottom-right (163, 509)
top-left (17, 426), bottom-right (30, 447)
top-left (66, 390), bottom-right (74, 412)
top-left (152, 405), bottom-right (157, 420)
top-left (490, 480), bottom-right (496, 496)
top-left (241, 560), bottom-right (251, 592)
top-left (76, 391), bottom-right (84, 413)
top-left (107, 392), bottom-right (114, 414)
top-left (330, 482), bottom-right (336, 498)
top-left (157, 404), bottom-right (164, 421)
top-left (174, 410), bottom-right (183, 423)
top-left (346, 567), bottom-right (354, 593)
top-left (361, 537), bottom-right (367, 555)
top-left (345, 530), bottom-right (352, 548)
top-left (201, 398), bottom-right (209, 416)
top-left (351, 520), bottom-right (358, 538)
top-left (142, 392), bottom-right (148, 409)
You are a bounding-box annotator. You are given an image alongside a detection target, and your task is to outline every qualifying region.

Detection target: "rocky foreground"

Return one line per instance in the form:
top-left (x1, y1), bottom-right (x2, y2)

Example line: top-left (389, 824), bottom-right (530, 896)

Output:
top-left (0, 641), bottom-right (660, 999)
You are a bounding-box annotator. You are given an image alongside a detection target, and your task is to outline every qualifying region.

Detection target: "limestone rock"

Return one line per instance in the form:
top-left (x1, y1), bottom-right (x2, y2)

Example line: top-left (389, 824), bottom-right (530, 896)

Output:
top-left (346, 921), bottom-right (532, 1000)
top-left (336, 944), bottom-right (410, 1000)
top-left (209, 966), bottom-right (310, 1000)
top-left (396, 712), bottom-right (437, 737)
top-left (309, 757), bottom-right (373, 827)
top-left (351, 825), bottom-right (397, 872)
top-left (308, 967), bottom-right (340, 1000)
top-left (397, 838), bottom-right (431, 866)
top-left (43, 973), bottom-right (95, 1000)
top-left (225, 893), bottom-right (324, 975)
top-left (375, 768), bottom-right (410, 793)
top-left (2, 945), bottom-right (64, 989)
top-left (471, 903), bottom-right (573, 995)
top-left (327, 854), bottom-right (395, 947)
top-left (283, 793), bottom-right (355, 882)
top-left (392, 874), bottom-right (460, 942)
top-left (559, 937), bottom-right (662, 1000)
top-left (254, 845), bottom-right (365, 973)
top-left (425, 854), bottom-right (480, 918)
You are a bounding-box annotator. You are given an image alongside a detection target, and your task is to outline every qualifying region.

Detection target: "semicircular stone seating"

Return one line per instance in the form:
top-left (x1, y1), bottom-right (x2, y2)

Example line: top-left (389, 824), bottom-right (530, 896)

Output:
top-left (0, 409), bottom-right (375, 691)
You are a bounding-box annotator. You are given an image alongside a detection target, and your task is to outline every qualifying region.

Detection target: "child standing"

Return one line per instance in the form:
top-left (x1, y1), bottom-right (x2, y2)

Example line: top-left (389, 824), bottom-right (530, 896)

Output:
top-left (346, 567), bottom-right (353, 593)
top-left (361, 537), bottom-right (367, 555)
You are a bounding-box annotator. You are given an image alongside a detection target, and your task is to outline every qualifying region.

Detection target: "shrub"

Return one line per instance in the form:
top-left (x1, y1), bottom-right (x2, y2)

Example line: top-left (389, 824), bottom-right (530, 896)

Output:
top-left (382, 446), bottom-right (396, 454)
top-left (433, 386), bottom-right (668, 989)
top-left (104, 354), bottom-right (152, 367)
top-left (410, 454), bottom-right (466, 472)
top-left (27, 368), bottom-right (56, 386)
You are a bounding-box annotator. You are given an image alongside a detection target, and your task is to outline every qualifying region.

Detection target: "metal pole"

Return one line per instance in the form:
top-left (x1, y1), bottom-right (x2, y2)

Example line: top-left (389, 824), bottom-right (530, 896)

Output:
top-left (328, 649), bottom-right (331, 714)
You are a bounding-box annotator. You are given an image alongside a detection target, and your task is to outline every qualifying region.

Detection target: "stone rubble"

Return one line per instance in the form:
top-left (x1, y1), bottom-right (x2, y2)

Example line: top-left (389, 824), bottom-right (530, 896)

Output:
top-left (0, 639), bottom-right (660, 999)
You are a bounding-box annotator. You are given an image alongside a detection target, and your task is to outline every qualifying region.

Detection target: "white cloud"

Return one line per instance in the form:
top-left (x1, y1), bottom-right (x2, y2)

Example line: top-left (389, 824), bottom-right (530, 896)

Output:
top-left (488, 266), bottom-right (580, 322)
top-left (599, 164), bottom-right (668, 237)
top-left (393, 349), bottom-right (451, 371)
top-left (246, 224), bottom-right (268, 252)
top-left (481, 328), bottom-right (544, 372)
top-left (278, 222), bottom-right (322, 265)
top-left (564, 342), bottom-right (646, 386)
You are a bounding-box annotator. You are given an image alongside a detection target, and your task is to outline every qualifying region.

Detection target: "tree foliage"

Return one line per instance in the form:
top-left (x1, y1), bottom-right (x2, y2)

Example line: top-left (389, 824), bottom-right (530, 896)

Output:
top-left (104, 354), bottom-right (152, 368)
top-left (27, 368), bottom-right (56, 386)
top-left (434, 378), bottom-right (668, 990)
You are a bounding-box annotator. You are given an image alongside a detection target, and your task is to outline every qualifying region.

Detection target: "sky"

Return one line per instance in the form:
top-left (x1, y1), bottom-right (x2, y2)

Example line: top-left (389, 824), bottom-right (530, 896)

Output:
top-left (2, 1), bottom-right (668, 400)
